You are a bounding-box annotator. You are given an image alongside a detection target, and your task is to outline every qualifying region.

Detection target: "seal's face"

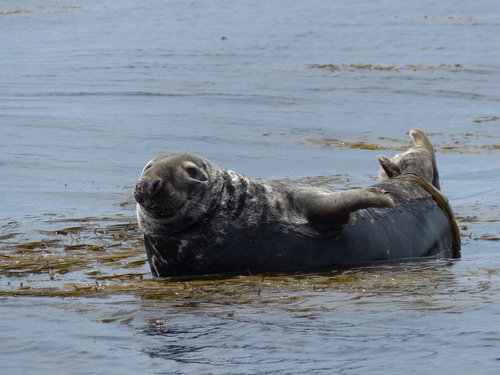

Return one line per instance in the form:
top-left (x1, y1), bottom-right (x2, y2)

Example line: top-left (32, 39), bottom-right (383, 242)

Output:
top-left (134, 153), bottom-right (221, 233)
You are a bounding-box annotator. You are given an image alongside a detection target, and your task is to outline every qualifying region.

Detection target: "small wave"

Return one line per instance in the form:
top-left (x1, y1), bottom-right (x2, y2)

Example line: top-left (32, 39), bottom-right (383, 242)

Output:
top-left (5, 91), bottom-right (190, 98)
top-left (473, 115), bottom-right (500, 123)
top-left (308, 63), bottom-right (465, 72)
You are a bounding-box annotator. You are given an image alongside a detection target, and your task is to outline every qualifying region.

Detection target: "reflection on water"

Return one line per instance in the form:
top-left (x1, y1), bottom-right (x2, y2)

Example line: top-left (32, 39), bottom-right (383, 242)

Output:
top-left (1, 0), bottom-right (500, 374)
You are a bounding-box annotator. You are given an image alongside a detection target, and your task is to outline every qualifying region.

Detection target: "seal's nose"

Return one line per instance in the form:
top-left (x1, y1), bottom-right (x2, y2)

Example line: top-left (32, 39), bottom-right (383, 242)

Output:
top-left (134, 177), bottom-right (164, 203)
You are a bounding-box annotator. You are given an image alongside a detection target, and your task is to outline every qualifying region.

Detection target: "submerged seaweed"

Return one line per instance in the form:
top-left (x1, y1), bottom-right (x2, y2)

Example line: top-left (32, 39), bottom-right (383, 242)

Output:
top-left (303, 138), bottom-right (399, 151)
top-left (308, 63), bottom-right (464, 72)
top-left (0, 215), bottom-right (146, 296)
top-left (0, 9), bottom-right (31, 15)
top-left (0, 212), bottom-right (469, 305)
top-left (303, 132), bottom-right (500, 155)
top-left (306, 138), bottom-right (386, 150)
top-left (473, 115), bottom-right (500, 123)
top-left (0, 207), bottom-right (496, 303)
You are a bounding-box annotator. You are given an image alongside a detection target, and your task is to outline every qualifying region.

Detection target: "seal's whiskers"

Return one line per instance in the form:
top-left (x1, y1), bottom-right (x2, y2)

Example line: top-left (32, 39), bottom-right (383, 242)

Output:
top-left (182, 197), bottom-right (208, 214)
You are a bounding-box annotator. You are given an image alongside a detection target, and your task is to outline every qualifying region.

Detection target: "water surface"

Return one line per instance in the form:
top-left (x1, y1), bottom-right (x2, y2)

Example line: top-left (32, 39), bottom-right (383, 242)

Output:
top-left (1, 1), bottom-right (500, 374)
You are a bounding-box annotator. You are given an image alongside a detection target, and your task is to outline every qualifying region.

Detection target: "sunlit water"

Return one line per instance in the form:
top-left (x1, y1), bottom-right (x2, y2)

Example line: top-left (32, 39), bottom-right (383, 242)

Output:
top-left (1, 1), bottom-right (500, 374)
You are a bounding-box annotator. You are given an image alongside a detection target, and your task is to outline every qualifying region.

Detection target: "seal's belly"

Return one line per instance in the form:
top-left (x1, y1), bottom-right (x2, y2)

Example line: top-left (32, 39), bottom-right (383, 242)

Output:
top-left (143, 204), bottom-right (454, 277)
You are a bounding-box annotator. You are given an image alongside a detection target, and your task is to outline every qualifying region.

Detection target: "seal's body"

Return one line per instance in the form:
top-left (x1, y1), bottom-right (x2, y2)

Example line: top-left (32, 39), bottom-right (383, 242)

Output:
top-left (134, 130), bottom-right (460, 277)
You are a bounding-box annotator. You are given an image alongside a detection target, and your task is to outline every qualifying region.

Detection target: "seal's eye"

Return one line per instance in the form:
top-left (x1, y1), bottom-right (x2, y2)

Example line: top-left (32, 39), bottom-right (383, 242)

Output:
top-left (143, 162), bottom-right (153, 173)
top-left (186, 167), bottom-right (198, 178)
top-left (184, 165), bottom-right (208, 182)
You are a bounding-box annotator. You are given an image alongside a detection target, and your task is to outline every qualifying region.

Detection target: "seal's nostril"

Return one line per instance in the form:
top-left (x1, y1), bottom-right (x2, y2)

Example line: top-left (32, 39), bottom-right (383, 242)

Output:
top-left (134, 178), bottom-right (163, 203)
top-left (148, 178), bottom-right (163, 195)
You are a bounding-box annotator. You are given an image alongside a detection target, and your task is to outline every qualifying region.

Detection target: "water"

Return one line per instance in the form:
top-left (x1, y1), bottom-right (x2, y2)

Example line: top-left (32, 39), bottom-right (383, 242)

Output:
top-left (1, 1), bottom-right (500, 374)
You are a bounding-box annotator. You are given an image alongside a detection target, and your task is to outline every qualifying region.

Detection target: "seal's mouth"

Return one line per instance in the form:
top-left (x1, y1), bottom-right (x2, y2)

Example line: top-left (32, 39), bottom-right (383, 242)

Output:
top-left (138, 200), bottom-right (188, 221)
top-left (133, 178), bottom-right (188, 220)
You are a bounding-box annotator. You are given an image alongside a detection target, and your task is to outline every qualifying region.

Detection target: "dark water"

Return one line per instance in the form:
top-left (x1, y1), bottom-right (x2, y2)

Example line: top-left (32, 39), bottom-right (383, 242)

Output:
top-left (1, 1), bottom-right (500, 374)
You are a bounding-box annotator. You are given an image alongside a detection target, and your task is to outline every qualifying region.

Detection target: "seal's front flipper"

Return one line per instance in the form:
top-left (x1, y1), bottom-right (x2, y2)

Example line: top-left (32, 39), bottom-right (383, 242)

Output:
top-left (292, 188), bottom-right (394, 228)
top-left (377, 154), bottom-right (401, 180)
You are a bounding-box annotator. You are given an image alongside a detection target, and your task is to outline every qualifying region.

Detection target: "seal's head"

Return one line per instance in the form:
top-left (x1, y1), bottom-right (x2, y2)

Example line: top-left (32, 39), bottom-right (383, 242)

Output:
top-left (134, 153), bottom-right (223, 234)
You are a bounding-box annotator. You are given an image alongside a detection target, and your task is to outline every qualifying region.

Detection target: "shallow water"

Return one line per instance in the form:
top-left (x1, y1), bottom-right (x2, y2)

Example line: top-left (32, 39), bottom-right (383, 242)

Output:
top-left (1, 1), bottom-right (500, 374)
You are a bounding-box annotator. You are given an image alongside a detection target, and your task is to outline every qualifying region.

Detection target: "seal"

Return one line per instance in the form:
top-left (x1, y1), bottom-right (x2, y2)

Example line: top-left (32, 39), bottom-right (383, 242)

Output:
top-left (134, 130), bottom-right (460, 277)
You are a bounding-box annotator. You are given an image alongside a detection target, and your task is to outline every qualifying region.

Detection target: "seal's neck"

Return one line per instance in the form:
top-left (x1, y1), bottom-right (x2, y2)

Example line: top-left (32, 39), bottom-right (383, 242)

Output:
top-left (219, 169), bottom-right (278, 225)
top-left (138, 168), bottom-right (279, 237)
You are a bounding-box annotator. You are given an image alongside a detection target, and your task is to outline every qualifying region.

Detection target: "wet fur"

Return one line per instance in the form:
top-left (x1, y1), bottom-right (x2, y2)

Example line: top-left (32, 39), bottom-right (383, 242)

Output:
top-left (134, 130), bottom-right (457, 277)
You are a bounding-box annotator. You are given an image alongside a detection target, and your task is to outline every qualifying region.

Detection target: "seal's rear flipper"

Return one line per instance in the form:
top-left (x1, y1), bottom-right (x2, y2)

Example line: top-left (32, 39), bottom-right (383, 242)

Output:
top-left (293, 188), bottom-right (394, 228)
top-left (377, 155), bottom-right (401, 179)
top-left (409, 129), bottom-right (441, 190)
top-left (376, 130), bottom-right (441, 190)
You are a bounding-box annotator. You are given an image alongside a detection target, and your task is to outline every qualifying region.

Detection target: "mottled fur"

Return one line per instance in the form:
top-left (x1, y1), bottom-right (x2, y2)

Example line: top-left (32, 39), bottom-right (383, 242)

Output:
top-left (134, 130), bottom-right (457, 277)
top-left (135, 153), bottom-right (394, 236)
